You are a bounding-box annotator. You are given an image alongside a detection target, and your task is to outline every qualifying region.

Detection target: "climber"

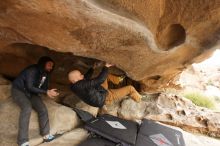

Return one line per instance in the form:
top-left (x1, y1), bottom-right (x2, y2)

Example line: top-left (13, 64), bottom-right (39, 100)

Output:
top-left (68, 62), bottom-right (142, 108)
top-left (11, 56), bottom-right (60, 146)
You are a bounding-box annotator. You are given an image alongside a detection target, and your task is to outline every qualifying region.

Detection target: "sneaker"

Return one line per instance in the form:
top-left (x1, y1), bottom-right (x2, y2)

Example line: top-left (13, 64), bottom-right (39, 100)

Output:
top-left (20, 142), bottom-right (29, 146)
top-left (43, 134), bottom-right (55, 142)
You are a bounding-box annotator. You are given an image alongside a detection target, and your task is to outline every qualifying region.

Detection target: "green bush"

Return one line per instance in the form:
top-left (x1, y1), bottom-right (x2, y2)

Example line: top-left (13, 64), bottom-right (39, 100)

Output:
top-left (184, 92), bottom-right (215, 109)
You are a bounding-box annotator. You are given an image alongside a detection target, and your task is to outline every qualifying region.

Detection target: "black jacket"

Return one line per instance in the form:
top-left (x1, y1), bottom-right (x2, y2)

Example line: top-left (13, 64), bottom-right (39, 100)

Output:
top-left (12, 56), bottom-right (54, 97)
top-left (70, 67), bottom-right (109, 107)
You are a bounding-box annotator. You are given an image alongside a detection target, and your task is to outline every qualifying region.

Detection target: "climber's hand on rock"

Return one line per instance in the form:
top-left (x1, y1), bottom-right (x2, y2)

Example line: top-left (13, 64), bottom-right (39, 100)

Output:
top-left (105, 63), bottom-right (114, 68)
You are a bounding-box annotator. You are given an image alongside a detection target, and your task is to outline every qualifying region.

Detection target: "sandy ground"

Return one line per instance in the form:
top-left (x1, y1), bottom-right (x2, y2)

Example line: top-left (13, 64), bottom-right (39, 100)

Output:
top-left (184, 131), bottom-right (220, 146)
top-left (167, 124), bottom-right (220, 146)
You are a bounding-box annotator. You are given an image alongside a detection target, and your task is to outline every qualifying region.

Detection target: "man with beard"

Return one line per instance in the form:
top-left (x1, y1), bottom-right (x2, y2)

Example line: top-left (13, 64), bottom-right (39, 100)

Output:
top-left (11, 56), bottom-right (59, 146)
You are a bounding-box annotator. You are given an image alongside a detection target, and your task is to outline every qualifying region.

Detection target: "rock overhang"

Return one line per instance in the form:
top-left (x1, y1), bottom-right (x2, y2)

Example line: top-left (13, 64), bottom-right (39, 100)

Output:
top-left (0, 0), bottom-right (220, 92)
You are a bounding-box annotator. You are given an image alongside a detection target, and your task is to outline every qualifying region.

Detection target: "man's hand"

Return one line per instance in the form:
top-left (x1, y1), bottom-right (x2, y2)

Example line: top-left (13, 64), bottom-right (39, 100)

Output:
top-left (105, 63), bottom-right (114, 68)
top-left (47, 89), bottom-right (59, 98)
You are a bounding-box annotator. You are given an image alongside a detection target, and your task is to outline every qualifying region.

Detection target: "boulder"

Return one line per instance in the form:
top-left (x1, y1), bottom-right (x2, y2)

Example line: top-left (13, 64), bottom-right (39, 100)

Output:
top-left (0, 97), bottom-right (80, 146)
top-left (100, 93), bottom-right (220, 138)
top-left (0, 0), bottom-right (220, 91)
top-left (0, 85), bottom-right (11, 101)
top-left (38, 128), bottom-right (88, 146)
top-left (0, 75), bottom-right (11, 101)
